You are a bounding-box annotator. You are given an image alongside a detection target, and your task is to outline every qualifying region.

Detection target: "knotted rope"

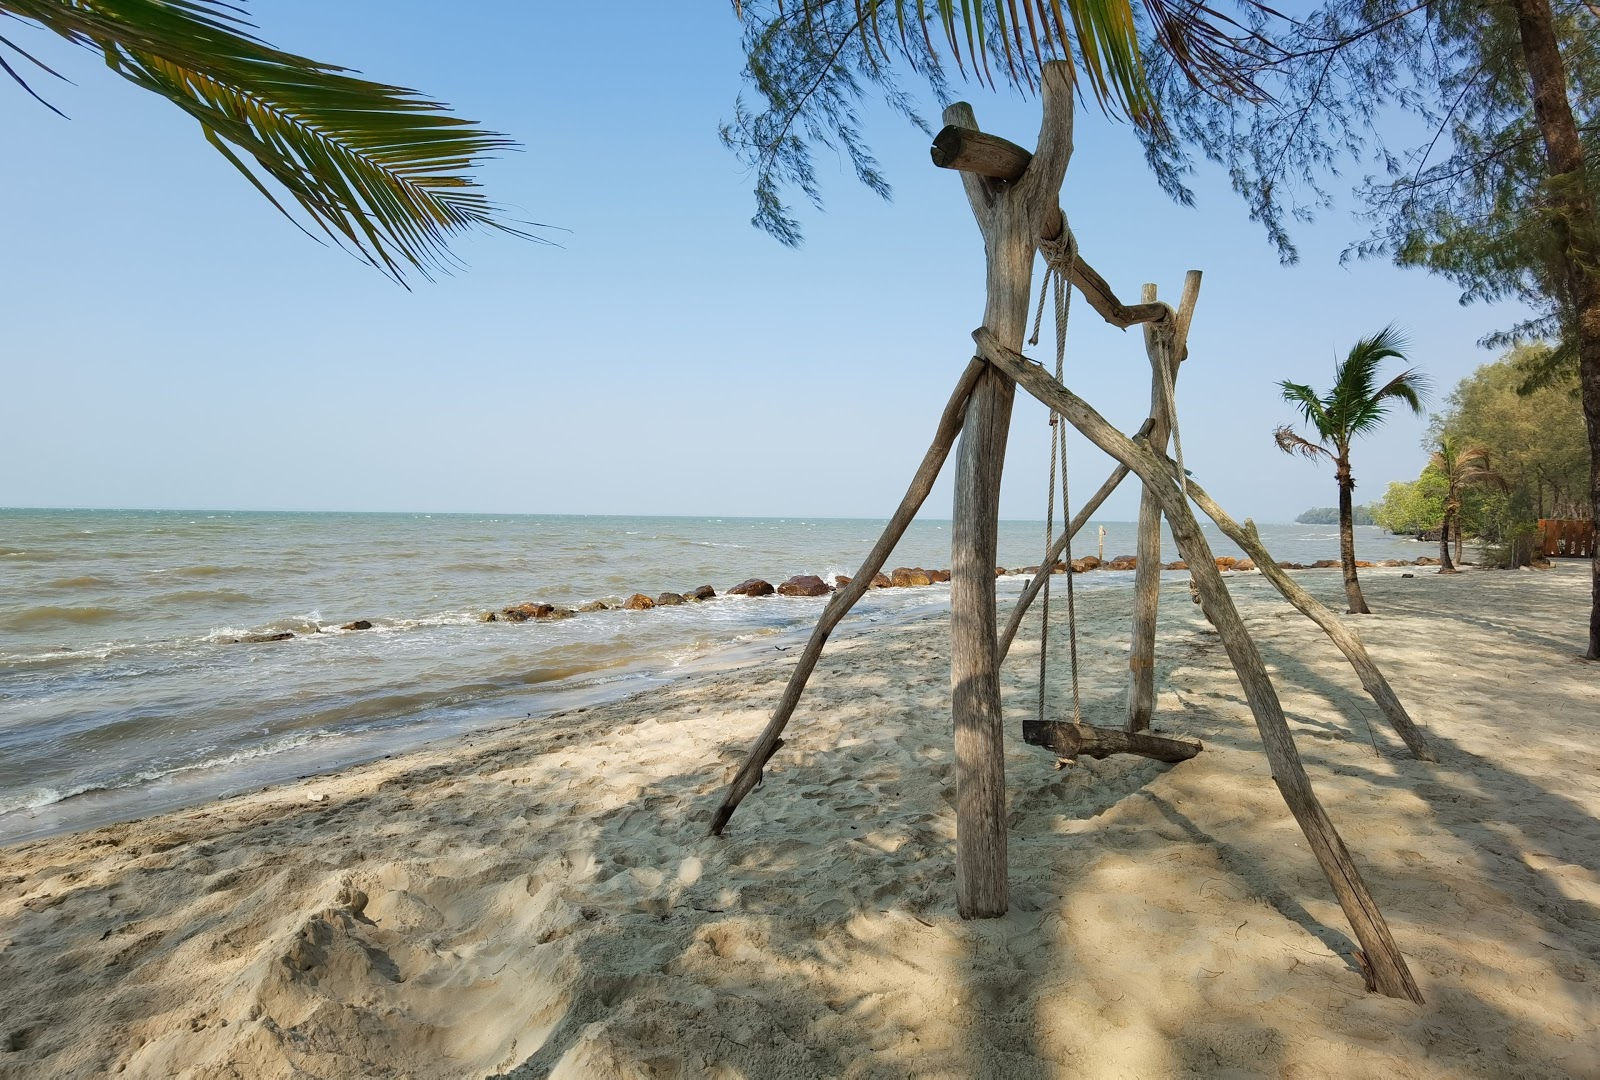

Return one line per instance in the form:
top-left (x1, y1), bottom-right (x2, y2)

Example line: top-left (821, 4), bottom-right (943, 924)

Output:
top-left (1029, 221), bottom-right (1082, 729)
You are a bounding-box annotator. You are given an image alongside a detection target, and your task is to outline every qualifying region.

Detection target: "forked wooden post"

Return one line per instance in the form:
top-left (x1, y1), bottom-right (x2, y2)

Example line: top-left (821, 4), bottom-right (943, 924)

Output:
top-left (939, 60), bottom-right (1075, 919)
top-left (1126, 283), bottom-right (1175, 732)
top-left (1126, 272), bottom-right (1201, 732)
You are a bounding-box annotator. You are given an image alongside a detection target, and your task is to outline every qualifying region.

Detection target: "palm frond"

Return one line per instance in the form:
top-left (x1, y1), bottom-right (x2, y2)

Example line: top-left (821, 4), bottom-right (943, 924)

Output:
top-left (3, 0), bottom-right (534, 282)
top-left (1278, 379), bottom-right (1333, 440)
top-left (1273, 424), bottom-right (1330, 461)
top-left (1329, 324), bottom-right (1410, 425)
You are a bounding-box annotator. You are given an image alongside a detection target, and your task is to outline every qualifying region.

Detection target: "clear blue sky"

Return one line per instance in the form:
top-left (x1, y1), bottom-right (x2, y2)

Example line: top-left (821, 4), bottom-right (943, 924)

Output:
top-left (0, 2), bottom-right (1527, 522)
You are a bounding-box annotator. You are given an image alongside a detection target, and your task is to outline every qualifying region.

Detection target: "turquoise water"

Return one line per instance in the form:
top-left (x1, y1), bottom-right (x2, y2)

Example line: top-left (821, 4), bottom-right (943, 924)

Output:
top-left (0, 509), bottom-right (1426, 841)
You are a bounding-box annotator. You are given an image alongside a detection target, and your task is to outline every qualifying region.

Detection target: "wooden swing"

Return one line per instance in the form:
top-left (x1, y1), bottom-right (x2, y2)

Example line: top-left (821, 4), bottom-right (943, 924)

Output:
top-left (707, 62), bottom-right (1433, 1003)
top-left (1020, 205), bottom-right (1202, 766)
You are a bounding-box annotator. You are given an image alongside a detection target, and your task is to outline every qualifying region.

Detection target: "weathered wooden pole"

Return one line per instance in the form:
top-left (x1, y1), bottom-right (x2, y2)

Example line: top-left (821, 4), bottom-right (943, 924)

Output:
top-left (1126, 283), bottom-right (1176, 732)
top-left (938, 61), bottom-right (1075, 919)
top-left (976, 326), bottom-right (1424, 1002)
top-left (1126, 272), bottom-right (1201, 732)
top-left (1180, 480), bottom-right (1435, 761)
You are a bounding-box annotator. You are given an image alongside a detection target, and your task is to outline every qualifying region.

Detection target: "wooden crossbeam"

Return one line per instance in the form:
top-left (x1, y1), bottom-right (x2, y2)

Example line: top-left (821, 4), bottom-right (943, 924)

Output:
top-left (931, 124), bottom-right (1168, 331)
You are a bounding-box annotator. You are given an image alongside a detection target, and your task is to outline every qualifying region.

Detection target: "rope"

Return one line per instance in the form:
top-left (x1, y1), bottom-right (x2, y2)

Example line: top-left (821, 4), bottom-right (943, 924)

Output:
top-left (1030, 221), bottom-right (1082, 729)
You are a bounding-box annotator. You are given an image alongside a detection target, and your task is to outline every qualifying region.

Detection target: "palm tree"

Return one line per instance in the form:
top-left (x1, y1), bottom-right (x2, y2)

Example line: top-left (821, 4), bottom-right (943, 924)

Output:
top-left (1428, 437), bottom-right (1504, 572)
top-left (2, 0), bottom-right (530, 282)
top-left (1275, 326), bottom-right (1429, 614)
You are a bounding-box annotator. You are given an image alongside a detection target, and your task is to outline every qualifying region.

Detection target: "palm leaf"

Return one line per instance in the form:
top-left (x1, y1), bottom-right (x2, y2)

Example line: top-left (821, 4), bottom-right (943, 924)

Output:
top-left (1273, 424), bottom-right (1331, 461)
top-left (1278, 379), bottom-right (1334, 441)
top-left (2, 0), bottom-right (534, 282)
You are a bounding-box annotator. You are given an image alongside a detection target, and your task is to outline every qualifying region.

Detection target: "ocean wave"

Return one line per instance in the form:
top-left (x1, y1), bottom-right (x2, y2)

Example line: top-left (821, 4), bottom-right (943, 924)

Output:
top-left (146, 564), bottom-right (247, 579)
top-left (43, 575), bottom-right (116, 590)
top-left (1, 605), bottom-right (124, 631)
top-left (0, 731), bottom-right (328, 817)
top-left (157, 589), bottom-right (257, 605)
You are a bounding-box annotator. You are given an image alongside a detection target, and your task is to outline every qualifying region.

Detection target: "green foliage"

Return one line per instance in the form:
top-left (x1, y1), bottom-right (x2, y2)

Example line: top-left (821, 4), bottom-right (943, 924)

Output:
top-left (1391, 344), bottom-right (1587, 559)
top-left (1440, 344), bottom-right (1589, 519)
top-left (1296, 505), bottom-right (1374, 526)
top-left (2, 0), bottom-right (529, 280)
top-left (1474, 491), bottom-right (1541, 569)
top-left (721, 0), bottom-right (1266, 243)
top-left (1371, 479), bottom-right (1443, 536)
top-left (1136, 0), bottom-right (1597, 361)
top-left (1274, 325), bottom-right (1428, 461)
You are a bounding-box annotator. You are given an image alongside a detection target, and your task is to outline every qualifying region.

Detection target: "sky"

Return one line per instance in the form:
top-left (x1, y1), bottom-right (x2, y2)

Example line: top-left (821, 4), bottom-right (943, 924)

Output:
top-left (0, 2), bottom-right (1531, 523)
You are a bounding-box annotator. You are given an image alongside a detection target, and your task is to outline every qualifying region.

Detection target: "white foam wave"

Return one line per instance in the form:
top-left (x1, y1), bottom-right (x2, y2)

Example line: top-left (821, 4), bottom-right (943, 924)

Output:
top-left (0, 731), bottom-right (331, 817)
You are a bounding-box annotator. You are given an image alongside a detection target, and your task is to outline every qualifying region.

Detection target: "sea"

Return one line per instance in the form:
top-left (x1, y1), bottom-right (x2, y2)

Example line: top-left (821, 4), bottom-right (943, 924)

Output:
top-left (0, 509), bottom-right (1431, 843)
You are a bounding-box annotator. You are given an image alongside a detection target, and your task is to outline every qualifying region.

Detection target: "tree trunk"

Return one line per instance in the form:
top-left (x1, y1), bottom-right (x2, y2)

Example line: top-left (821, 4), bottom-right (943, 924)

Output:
top-left (1337, 457), bottom-right (1371, 613)
top-left (1439, 504), bottom-right (1455, 572)
top-left (942, 62), bottom-right (1076, 918)
top-left (1511, 0), bottom-right (1600, 658)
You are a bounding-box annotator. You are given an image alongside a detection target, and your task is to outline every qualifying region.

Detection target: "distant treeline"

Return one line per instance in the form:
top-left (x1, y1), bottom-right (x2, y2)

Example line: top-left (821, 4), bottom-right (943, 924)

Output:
top-left (1296, 505), bottom-right (1374, 526)
top-left (1372, 344), bottom-right (1589, 566)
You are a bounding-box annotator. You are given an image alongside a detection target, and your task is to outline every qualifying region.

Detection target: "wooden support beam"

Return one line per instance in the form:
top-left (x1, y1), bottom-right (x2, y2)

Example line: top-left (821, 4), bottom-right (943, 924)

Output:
top-left (975, 326), bottom-right (1424, 1003)
top-left (1066, 254), bottom-right (1169, 329)
top-left (1173, 269), bottom-right (1203, 361)
top-left (931, 131), bottom-right (1164, 331)
top-left (1024, 719), bottom-right (1201, 762)
top-left (930, 126), bottom-right (1033, 181)
top-left (709, 357), bottom-right (987, 836)
top-left (941, 61), bottom-right (1075, 920)
top-left (1182, 481), bottom-right (1436, 762)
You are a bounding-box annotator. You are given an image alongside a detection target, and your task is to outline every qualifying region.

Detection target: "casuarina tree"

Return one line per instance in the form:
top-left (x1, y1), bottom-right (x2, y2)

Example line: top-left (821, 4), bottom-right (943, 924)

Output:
top-left (1275, 327), bottom-right (1429, 614)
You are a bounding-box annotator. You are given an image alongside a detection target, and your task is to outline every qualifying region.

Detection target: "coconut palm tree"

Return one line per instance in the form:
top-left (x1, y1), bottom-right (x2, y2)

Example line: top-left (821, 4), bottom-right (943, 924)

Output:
top-left (1, 0), bottom-right (529, 282)
top-left (1428, 437), bottom-right (1504, 572)
top-left (1275, 326), bottom-right (1429, 614)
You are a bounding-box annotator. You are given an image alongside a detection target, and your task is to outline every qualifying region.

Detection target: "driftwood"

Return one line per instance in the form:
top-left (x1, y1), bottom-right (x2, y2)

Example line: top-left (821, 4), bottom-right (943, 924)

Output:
top-left (1182, 481), bottom-right (1436, 762)
top-left (939, 62), bottom-right (1075, 919)
top-left (1023, 719), bottom-right (1201, 762)
top-left (996, 455), bottom-right (1135, 661)
top-left (976, 326), bottom-right (1424, 1003)
top-left (708, 357), bottom-right (986, 836)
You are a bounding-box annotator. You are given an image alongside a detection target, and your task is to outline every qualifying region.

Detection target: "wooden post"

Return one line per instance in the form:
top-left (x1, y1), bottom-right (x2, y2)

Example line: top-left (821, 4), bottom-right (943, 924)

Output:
top-left (1126, 283), bottom-right (1174, 732)
top-left (709, 358), bottom-right (987, 835)
top-left (1126, 272), bottom-right (1201, 732)
top-left (938, 60), bottom-right (1075, 920)
top-left (976, 327), bottom-right (1424, 1003)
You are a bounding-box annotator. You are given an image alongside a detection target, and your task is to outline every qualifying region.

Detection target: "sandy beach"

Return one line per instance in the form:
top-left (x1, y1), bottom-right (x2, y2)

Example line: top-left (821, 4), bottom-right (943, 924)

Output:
top-left (2, 564), bottom-right (1596, 1078)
